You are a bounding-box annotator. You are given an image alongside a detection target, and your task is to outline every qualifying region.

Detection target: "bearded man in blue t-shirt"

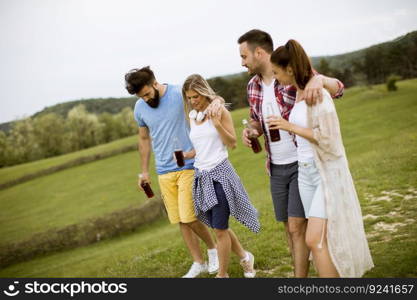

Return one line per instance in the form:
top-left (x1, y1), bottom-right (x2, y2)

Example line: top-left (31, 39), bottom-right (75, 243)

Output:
top-left (125, 66), bottom-right (221, 277)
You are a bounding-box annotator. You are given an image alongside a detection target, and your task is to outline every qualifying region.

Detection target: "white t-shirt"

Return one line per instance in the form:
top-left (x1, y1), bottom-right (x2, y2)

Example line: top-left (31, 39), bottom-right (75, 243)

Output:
top-left (288, 100), bottom-right (314, 162)
top-left (261, 80), bottom-right (297, 165)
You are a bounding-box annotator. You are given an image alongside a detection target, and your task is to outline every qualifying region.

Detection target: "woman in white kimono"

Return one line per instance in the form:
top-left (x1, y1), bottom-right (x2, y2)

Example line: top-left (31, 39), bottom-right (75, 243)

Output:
top-left (267, 39), bottom-right (374, 277)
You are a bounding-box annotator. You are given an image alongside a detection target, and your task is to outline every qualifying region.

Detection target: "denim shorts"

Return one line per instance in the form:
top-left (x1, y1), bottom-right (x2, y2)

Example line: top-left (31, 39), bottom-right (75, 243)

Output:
top-left (297, 159), bottom-right (327, 219)
top-left (206, 181), bottom-right (230, 230)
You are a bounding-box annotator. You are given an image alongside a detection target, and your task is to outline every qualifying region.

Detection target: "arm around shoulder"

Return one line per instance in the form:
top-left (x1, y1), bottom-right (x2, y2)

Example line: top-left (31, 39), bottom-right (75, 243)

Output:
top-left (320, 75), bottom-right (344, 99)
top-left (214, 107), bottom-right (237, 149)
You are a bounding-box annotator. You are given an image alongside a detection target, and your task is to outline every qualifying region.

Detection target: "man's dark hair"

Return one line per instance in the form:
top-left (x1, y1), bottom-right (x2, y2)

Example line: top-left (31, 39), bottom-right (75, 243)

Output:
top-left (238, 29), bottom-right (273, 54)
top-left (125, 66), bottom-right (156, 95)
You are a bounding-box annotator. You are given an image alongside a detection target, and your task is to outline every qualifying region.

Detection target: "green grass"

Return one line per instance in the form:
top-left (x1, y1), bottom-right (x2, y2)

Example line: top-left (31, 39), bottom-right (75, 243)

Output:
top-left (0, 151), bottom-right (159, 245)
top-left (0, 79), bottom-right (416, 277)
top-left (0, 135), bottom-right (137, 185)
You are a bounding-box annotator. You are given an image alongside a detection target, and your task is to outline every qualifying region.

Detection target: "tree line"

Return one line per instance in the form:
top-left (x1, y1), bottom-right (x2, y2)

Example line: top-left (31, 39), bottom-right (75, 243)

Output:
top-left (0, 105), bottom-right (137, 167)
top-left (207, 72), bottom-right (251, 110)
top-left (314, 31), bottom-right (417, 87)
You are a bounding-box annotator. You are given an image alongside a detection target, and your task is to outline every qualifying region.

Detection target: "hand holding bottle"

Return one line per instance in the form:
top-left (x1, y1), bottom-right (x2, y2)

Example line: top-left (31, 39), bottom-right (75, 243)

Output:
top-left (265, 103), bottom-right (281, 142)
top-left (267, 116), bottom-right (292, 132)
top-left (242, 119), bottom-right (262, 153)
top-left (173, 137), bottom-right (185, 167)
top-left (138, 173), bottom-right (154, 198)
top-left (242, 128), bottom-right (259, 145)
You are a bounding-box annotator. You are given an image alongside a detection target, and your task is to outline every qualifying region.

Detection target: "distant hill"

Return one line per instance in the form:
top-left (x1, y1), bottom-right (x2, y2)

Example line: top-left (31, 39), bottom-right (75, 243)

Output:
top-left (311, 31), bottom-right (417, 70)
top-left (0, 97), bottom-right (137, 133)
top-left (311, 31), bottom-right (417, 86)
top-left (1, 30), bottom-right (416, 133)
top-left (32, 97), bottom-right (138, 119)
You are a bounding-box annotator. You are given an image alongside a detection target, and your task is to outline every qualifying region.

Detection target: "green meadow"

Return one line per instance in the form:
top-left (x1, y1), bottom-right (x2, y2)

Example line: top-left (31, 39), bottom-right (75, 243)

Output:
top-left (0, 79), bottom-right (416, 277)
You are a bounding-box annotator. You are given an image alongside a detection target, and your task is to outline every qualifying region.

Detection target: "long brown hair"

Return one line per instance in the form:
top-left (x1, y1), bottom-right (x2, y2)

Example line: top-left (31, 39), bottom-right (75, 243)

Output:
top-left (270, 39), bottom-right (313, 89)
top-left (182, 74), bottom-right (217, 118)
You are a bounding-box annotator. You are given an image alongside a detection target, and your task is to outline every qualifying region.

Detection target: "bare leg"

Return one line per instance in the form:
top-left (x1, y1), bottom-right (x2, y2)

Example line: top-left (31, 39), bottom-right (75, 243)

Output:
top-left (283, 221), bottom-right (294, 261)
top-left (288, 217), bottom-right (310, 277)
top-left (306, 217), bottom-right (339, 278)
top-left (283, 221), bottom-right (301, 277)
top-left (214, 229), bottom-right (231, 277)
top-left (179, 223), bottom-right (204, 264)
top-left (184, 220), bottom-right (216, 249)
top-left (228, 229), bottom-right (246, 259)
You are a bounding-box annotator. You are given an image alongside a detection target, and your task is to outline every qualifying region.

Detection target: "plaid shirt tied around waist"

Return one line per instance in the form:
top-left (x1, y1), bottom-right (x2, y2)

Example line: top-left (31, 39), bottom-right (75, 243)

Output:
top-left (193, 159), bottom-right (260, 233)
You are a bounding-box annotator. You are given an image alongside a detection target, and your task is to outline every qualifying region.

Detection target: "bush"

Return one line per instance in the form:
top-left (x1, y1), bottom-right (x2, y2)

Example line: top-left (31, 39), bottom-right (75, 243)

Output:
top-left (386, 75), bottom-right (402, 91)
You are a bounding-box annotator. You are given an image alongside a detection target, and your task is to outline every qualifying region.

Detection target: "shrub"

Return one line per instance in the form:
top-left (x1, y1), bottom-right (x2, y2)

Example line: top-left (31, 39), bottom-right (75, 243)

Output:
top-left (386, 75), bottom-right (401, 91)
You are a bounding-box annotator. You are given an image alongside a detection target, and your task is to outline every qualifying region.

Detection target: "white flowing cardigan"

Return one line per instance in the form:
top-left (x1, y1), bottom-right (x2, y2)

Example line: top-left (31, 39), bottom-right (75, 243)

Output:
top-left (307, 89), bottom-right (374, 277)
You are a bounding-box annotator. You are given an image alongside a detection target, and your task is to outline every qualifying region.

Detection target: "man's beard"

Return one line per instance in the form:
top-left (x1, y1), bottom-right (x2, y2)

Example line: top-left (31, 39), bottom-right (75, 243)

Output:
top-left (248, 69), bottom-right (256, 76)
top-left (146, 88), bottom-right (160, 108)
top-left (246, 65), bottom-right (259, 76)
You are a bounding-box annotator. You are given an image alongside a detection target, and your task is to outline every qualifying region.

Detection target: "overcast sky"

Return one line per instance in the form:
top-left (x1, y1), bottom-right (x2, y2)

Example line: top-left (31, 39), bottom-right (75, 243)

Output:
top-left (0, 0), bottom-right (416, 123)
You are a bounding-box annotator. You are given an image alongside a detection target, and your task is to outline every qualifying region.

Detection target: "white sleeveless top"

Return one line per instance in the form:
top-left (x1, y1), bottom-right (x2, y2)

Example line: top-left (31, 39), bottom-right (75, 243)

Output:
top-left (289, 100), bottom-right (315, 163)
top-left (189, 119), bottom-right (228, 171)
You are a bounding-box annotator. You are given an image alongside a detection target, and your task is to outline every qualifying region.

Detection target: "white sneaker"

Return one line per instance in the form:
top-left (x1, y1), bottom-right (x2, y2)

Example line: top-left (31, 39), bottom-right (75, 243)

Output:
top-left (240, 251), bottom-right (256, 278)
top-left (207, 248), bottom-right (219, 274)
top-left (182, 262), bottom-right (208, 278)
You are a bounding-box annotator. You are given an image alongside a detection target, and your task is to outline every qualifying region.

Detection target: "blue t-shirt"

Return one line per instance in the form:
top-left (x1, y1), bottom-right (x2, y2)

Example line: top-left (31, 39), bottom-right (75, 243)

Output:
top-left (133, 84), bottom-right (194, 175)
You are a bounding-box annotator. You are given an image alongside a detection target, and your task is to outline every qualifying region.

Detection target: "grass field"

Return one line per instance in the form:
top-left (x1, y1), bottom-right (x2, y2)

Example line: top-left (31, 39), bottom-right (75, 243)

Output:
top-left (0, 151), bottom-right (159, 245)
top-left (0, 79), bottom-right (416, 277)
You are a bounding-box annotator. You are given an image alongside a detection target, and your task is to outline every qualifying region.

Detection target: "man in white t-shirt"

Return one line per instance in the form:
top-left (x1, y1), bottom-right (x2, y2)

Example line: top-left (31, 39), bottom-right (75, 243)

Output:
top-left (237, 29), bottom-right (344, 277)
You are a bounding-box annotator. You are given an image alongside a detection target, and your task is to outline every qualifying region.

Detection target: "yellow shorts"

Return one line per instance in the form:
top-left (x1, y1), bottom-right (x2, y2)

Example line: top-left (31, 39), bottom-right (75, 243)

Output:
top-left (158, 169), bottom-right (197, 224)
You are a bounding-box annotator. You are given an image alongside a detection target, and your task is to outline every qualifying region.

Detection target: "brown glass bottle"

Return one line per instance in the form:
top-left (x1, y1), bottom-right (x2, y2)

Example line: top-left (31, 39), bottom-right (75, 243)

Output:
top-left (174, 150), bottom-right (185, 167)
top-left (249, 136), bottom-right (262, 153)
top-left (269, 128), bottom-right (281, 142)
top-left (265, 103), bottom-right (281, 142)
top-left (141, 182), bottom-right (154, 198)
top-left (242, 119), bottom-right (262, 154)
top-left (173, 137), bottom-right (185, 167)
top-left (139, 174), bottom-right (154, 198)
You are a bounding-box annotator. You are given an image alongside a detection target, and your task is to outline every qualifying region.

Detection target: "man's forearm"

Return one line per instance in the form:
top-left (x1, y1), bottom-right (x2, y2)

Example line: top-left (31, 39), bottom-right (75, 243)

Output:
top-left (322, 75), bottom-right (344, 98)
top-left (138, 139), bottom-right (151, 174)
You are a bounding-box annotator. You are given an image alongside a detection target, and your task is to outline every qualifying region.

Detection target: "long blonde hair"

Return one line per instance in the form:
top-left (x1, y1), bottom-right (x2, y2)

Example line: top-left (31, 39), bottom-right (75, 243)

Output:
top-left (182, 74), bottom-right (217, 117)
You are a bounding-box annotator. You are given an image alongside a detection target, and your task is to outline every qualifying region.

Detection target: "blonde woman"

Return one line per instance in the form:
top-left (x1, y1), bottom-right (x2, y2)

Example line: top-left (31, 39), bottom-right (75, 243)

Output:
top-left (181, 74), bottom-right (260, 278)
top-left (268, 40), bottom-right (374, 277)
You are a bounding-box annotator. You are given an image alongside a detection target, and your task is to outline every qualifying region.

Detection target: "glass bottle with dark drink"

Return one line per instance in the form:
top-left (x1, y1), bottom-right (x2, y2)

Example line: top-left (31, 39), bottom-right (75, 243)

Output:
top-left (139, 174), bottom-right (154, 198)
top-left (173, 137), bottom-right (185, 167)
top-left (242, 119), bottom-right (262, 154)
top-left (265, 103), bottom-right (281, 142)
